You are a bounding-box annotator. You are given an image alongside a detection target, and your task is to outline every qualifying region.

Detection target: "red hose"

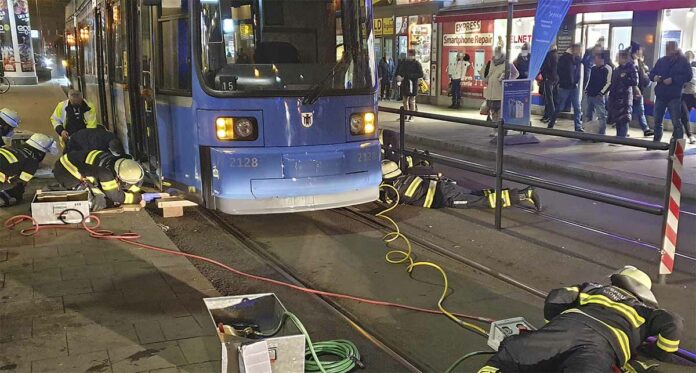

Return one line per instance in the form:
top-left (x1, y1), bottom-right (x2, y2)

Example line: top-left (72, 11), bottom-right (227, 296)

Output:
top-left (5, 214), bottom-right (495, 324)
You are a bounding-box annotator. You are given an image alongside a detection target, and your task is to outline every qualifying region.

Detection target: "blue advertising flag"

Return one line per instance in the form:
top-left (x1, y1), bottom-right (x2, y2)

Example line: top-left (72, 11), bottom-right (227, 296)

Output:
top-left (528, 0), bottom-right (572, 80)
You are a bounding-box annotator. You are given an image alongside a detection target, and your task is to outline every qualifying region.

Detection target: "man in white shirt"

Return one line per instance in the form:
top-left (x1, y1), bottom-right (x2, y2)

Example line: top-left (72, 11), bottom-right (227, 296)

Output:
top-left (448, 53), bottom-right (470, 109)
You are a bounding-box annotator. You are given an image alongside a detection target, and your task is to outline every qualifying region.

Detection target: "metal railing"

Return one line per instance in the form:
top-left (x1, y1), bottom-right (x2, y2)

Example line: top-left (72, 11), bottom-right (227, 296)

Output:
top-left (379, 106), bottom-right (679, 281)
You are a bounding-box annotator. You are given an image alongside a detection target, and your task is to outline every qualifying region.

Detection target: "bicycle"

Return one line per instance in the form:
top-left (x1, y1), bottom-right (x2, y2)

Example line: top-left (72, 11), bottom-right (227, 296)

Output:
top-left (0, 76), bottom-right (10, 94)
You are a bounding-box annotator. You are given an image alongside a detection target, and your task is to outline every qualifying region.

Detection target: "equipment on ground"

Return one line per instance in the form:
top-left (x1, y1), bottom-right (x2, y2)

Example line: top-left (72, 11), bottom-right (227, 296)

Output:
top-left (31, 190), bottom-right (91, 225)
top-left (0, 108), bottom-right (20, 127)
top-left (487, 317), bottom-right (536, 351)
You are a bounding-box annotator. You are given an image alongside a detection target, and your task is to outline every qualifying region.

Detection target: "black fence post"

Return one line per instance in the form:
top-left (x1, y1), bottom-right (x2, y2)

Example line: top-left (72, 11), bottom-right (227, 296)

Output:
top-left (399, 106), bottom-right (406, 172)
top-left (658, 138), bottom-right (677, 285)
top-left (494, 120), bottom-right (505, 230)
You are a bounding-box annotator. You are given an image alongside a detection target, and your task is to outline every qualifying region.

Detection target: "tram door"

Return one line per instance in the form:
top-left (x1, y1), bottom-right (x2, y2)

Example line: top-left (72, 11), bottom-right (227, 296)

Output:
top-left (133, 2), bottom-right (162, 186)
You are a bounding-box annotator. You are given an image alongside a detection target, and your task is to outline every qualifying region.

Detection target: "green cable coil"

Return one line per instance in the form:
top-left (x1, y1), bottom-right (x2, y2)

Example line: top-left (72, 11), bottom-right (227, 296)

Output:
top-left (285, 313), bottom-right (363, 373)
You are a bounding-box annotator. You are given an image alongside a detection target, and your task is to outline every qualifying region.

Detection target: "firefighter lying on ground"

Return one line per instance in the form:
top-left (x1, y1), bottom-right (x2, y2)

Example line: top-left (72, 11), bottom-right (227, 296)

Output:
top-left (381, 160), bottom-right (541, 211)
top-left (478, 266), bottom-right (684, 373)
top-left (53, 150), bottom-right (159, 211)
top-left (0, 134), bottom-right (58, 207)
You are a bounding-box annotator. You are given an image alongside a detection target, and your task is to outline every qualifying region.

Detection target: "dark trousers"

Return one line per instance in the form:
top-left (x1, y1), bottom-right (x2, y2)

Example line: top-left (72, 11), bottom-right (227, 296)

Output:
top-left (380, 78), bottom-right (392, 99)
top-left (451, 79), bottom-right (462, 106)
top-left (484, 314), bottom-right (617, 372)
top-left (681, 93), bottom-right (695, 138)
top-left (542, 80), bottom-right (557, 119)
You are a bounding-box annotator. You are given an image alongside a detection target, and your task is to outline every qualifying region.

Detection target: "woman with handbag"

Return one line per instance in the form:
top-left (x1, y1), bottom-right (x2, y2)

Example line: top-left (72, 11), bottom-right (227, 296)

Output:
top-left (481, 47), bottom-right (519, 135)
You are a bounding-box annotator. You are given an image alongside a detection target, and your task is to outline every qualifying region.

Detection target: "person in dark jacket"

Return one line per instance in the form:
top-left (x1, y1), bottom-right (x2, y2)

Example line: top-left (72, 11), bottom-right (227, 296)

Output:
top-left (540, 45), bottom-right (559, 122)
top-left (395, 49), bottom-right (424, 121)
top-left (649, 41), bottom-right (694, 142)
top-left (582, 38), bottom-right (605, 89)
top-left (585, 51), bottom-right (612, 135)
top-left (548, 44), bottom-right (583, 132)
top-left (609, 51), bottom-right (638, 138)
top-left (513, 43), bottom-right (530, 80)
top-left (378, 56), bottom-right (394, 100)
top-left (64, 125), bottom-right (125, 156)
top-left (680, 50), bottom-right (696, 144)
top-left (478, 266), bottom-right (684, 373)
top-left (0, 134), bottom-right (58, 207)
top-left (630, 42), bottom-right (655, 137)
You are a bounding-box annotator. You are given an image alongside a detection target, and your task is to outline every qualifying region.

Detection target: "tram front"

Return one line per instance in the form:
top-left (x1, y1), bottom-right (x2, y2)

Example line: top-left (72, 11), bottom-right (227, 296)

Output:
top-left (194, 0), bottom-right (381, 214)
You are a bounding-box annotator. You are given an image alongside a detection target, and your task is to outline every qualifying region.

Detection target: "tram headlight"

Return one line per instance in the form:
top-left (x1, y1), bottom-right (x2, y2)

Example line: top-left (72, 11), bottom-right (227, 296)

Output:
top-left (350, 112), bottom-right (376, 135)
top-left (215, 117), bottom-right (258, 141)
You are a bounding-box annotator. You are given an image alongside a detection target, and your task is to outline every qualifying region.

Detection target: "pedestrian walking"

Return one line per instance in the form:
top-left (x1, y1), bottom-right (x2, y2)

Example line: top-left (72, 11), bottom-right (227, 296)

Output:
top-left (548, 44), bottom-right (583, 132)
top-left (608, 50), bottom-right (638, 138)
top-left (482, 46), bottom-right (519, 135)
top-left (540, 45), bottom-right (559, 123)
top-left (630, 42), bottom-right (655, 137)
top-left (395, 49), bottom-right (424, 122)
top-left (649, 41), bottom-right (693, 143)
top-left (584, 51), bottom-right (612, 135)
top-left (680, 50), bottom-right (696, 144)
top-left (514, 43), bottom-right (531, 80)
top-left (447, 53), bottom-right (470, 109)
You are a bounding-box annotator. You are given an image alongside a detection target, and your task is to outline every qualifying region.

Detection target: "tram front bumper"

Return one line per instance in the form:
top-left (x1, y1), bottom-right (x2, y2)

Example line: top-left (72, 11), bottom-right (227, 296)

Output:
top-left (209, 141), bottom-right (381, 214)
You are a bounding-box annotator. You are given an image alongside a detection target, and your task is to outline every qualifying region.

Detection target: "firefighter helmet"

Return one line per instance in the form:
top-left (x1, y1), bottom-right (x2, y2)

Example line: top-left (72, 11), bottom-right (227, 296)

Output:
top-left (26, 133), bottom-right (59, 155)
top-left (0, 108), bottom-right (20, 128)
top-left (114, 158), bottom-right (144, 185)
top-left (382, 160), bottom-right (402, 180)
top-left (610, 266), bottom-right (658, 308)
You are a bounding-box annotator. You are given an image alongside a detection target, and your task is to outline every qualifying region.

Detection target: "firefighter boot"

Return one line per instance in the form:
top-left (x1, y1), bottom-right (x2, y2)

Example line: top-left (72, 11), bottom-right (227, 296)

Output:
top-left (520, 187), bottom-right (542, 211)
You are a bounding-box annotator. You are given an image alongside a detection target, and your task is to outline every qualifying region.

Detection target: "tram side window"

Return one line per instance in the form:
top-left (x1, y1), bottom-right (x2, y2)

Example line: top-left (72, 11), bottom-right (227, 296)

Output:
top-left (158, 3), bottom-right (191, 93)
top-left (112, 3), bottom-right (128, 83)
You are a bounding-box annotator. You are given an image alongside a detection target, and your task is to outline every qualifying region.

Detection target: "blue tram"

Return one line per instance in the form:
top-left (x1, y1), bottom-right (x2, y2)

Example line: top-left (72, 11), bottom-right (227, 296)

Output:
top-left (64, 0), bottom-right (381, 214)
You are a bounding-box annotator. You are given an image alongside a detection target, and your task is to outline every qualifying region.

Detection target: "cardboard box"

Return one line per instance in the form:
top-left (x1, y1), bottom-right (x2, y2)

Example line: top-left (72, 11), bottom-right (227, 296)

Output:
top-left (31, 190), bottom-right (91, 225)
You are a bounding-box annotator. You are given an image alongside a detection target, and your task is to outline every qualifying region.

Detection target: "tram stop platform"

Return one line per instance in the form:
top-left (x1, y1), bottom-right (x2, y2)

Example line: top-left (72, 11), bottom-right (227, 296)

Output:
top-left (379, 101), bottom-right (696, 201)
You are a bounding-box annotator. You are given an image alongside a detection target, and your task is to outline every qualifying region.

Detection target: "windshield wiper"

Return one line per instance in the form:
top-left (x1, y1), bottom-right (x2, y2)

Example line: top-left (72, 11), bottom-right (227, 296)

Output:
top-left (301, 52), bottom-right (352, 105)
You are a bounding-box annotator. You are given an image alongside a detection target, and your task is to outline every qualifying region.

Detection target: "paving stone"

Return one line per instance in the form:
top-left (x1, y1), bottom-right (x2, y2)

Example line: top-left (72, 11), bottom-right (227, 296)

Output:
top-left (0, 297), bottom-right (64, 318)
top-left (0, 333), bottom-right (68, 361)
top-left (148, 368), bottom-right (178, 373)
top-left (67, 322), bottom-right (139, 354)
top-left (31, 350), bottom-right (111, 373)
top-left (5, 267), bottom-right (62, 286)
top-left (91, 277), bottom-right (119, 293)
top-left (160, 268), bottom-right (213, 294)
top-left (176, 336), bottom-right (220, 365)
top-left (157, 299), bottom-right (192, 319)
top-left (159, 316), bottom-right (208, 341)
top-left (177, 361), bottom-right (221, 373)
top-left (0, 315), bottom-right (33, 342)
top-left (134, 320), bottom-right (166, 345)
top-left (0, 281), bottom-right (33, 303)
top-left (109, 341), bottom-right (187, 373)
top-left (32, 312), bottom-right (96, 337)
top-left (115, 272), bottom-right (169, 291)
top-left (0, 358), bottom-right (31, 373)
top-left (33, 278), bottom-right (93, 297)
top-left (33, 253), bottom-right (86, 272)
top-left (60, 263), bottom-right (116, 281)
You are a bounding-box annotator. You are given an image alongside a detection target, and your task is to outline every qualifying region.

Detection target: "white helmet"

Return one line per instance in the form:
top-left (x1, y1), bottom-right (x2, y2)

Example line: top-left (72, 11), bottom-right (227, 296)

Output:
top-left (0, 108), bottom-right (20, 128)
top-left (26, 133), bottom-right (59, 155)
top-left (114, 158), bottom-right (144, 185)
top-left (382, 160), bottom-right (402, 180)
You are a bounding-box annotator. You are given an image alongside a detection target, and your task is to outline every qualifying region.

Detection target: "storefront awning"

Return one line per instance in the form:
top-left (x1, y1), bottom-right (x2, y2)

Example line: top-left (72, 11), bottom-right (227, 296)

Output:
top-left (435, 0), bottom-right (693, 23)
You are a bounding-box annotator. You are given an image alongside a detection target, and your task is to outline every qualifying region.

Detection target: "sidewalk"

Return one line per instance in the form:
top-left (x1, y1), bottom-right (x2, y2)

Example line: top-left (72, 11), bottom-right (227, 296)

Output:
top-left (0, 82), bottom-right (221, 372)
top-left (379, 101), bottom-right (696, 200)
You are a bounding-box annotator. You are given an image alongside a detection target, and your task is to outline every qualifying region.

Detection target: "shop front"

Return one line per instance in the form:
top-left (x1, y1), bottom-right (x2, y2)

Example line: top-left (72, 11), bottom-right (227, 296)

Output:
top-left (374, 0), bottom-right (443, 102)
top-left (0, 0), bottom-right (38, 85)
top-left (435, 0), bottom-right (695, 119)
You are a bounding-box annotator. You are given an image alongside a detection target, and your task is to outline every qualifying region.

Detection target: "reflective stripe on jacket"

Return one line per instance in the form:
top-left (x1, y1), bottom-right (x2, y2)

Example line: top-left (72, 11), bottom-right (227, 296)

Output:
top-left (50, 99), bottom-right (97, 135)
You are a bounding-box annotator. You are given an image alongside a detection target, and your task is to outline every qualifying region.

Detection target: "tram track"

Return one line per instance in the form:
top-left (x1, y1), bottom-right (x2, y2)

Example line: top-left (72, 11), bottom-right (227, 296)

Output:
top-left (201, 209), bottom-right (425, 373)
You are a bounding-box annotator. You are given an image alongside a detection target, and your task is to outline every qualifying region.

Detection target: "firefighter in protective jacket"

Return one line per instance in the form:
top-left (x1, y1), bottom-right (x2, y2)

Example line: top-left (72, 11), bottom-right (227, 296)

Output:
top-left (479, 266), bottom-right (684, 372)
top-left (53, 150), bottom-right (155, 211)
top-left (0, 134), bottom-right (58, 207)
top-left (381, 160), bottom-right (541, 210)
top-left (50, 90), bottom-right (97, 143)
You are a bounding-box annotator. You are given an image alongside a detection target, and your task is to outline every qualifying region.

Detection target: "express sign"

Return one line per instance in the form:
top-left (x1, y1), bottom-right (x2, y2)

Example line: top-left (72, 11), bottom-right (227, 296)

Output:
top-left (455, 21), bottom-right (481, 34)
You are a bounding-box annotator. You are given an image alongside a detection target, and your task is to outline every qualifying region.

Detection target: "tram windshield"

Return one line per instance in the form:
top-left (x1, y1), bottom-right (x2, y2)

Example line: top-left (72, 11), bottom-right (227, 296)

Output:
top-left (198, 0), bottom-right (375, 96)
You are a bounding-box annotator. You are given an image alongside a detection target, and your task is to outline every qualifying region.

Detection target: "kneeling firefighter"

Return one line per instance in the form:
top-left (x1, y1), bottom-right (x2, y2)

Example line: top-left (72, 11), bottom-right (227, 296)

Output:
top-left (479, 266), bottom-right (684, 372)
top-left (0, 133), bottom-right (58, 207)
top-left (53, 150), bottom-right (158, 211)
top-left (381, 160), bottom-right (541, 211)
